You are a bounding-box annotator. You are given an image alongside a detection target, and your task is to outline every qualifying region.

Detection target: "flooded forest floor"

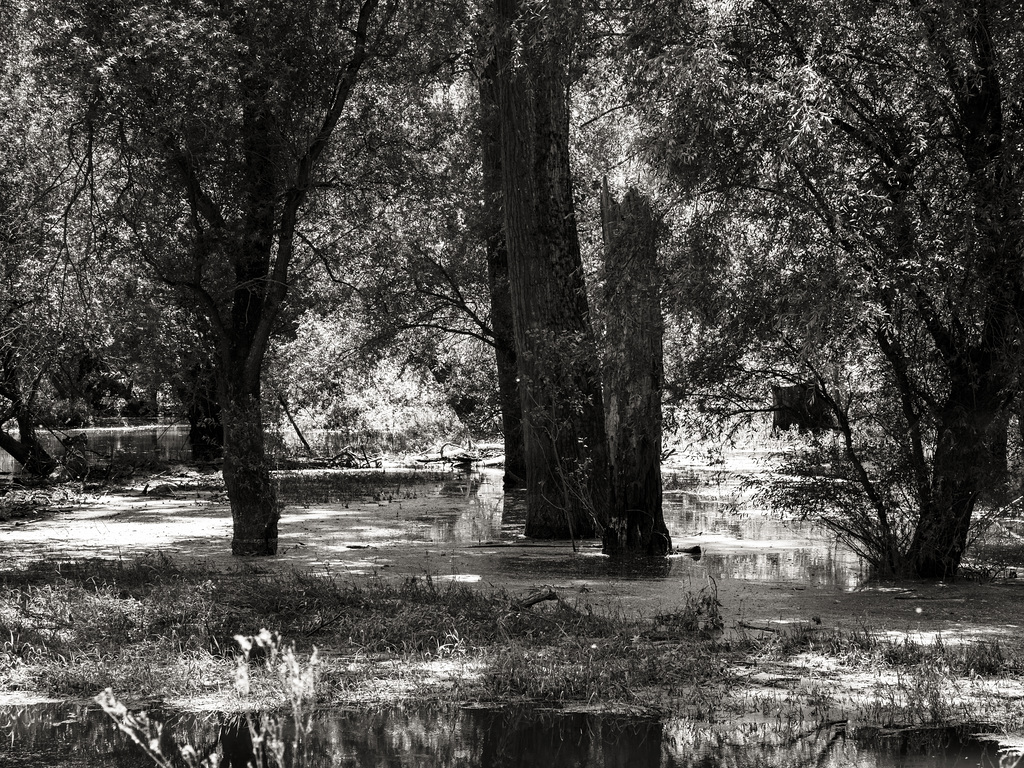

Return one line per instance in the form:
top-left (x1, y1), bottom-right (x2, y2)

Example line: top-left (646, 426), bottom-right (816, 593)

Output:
top-left (1, 459), bottom-right (1023, 753)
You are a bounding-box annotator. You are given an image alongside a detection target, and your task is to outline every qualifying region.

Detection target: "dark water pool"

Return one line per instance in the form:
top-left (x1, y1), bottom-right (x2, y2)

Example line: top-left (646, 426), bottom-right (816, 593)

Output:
top-left (0, 703), bottom-right (1015, 768)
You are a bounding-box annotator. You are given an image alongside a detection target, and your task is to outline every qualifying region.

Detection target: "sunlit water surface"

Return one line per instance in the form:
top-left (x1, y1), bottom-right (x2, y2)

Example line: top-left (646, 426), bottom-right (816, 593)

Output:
top-left (421, 466), bottom-right (865, 589)
top-left (0, 703), bottom-right (1011, 768)
top-left (0, 426), bottom-right (866, 587)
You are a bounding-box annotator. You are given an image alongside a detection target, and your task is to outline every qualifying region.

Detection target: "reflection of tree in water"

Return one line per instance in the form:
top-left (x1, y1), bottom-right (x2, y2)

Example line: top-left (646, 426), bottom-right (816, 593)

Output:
top-left (0, 703), bottom-right (219, 767)
top-left (469, 708), bottom-right (663, 768)
top-left (697, 548), bottom-right (862, 589)
top-left (316, 706), bottom-right (663, 768)
top-left (429, 471), bottom-right (507, 544)
top-left (663, 720), bottom-right (996, 768)
top-left (664, 491), bottom-right (865, 588)
top-left (500, 488), bottom-right (528, 531)
top-left (0, 704), bottom-right (1001, 767)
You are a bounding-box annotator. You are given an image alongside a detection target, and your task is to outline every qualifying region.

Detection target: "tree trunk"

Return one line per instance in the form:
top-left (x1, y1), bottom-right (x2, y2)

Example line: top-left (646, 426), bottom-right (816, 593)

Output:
top-left (0, 394), bottom-right (56, 476)
top-left (177, 365), bottom-right (224, 462)
top-left (599, 183), bottom-right (671, 556)
top-left (0, 428), bottom-right (55, 476)
top-left (16, 412), bottom-right (56, 476)
top-left (907, 387), bottom-right (1001, 579)
top-left (477, 54), bottom-right (525, 489)
top-left (493, 0), bottom-right (612, 538)
top-left (221, 392), bottom-right (279, 556)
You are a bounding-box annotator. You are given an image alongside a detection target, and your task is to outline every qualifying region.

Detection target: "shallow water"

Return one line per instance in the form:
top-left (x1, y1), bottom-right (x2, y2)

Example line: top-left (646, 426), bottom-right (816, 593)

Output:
top-left (0, 426), bottom-right (865, 588)
top-left (0, 424), bottom-right (192, 481)
top-left (419, 467), bottom-right (865, 589)
top-left (0, 703), bottom-right (1011, 768)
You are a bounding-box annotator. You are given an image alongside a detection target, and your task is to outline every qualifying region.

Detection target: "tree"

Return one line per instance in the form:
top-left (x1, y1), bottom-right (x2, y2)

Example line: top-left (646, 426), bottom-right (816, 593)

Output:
top-left (333, 62), bottom-right (527, 483)
top-left (476, 50), bottom-right (526, 487)
top-left (599, 182), bottom-right (670, 555)
top-left (489, 0), bottom-right (614, 539)
top-left (631, 0), bottom-right (1024, 577)
top-left (39, 0), bottom-right (403, 554)
top-left (0, 1), bottom-right (81, 475)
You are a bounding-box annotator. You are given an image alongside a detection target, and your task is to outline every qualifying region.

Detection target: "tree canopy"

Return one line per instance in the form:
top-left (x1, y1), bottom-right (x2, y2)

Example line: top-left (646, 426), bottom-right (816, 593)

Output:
top-left (630, 0), bottom-right (1024, 577)
top-left (1, 0), bottom-right (1021, 576)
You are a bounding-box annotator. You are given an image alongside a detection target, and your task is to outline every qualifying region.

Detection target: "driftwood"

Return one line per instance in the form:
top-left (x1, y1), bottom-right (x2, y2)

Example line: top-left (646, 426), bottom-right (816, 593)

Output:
top-left (415, 442), bottom-right (505, 467)
top-left (143, 482), bottom-right (181, 498)
top-left (331, 447), bottom-right (382, 469)
top-left (676, 544), bottom-right (703, 560)
top-left (497, 587), bottom-right (562, 641)
top-left (279, 448), bottom-right (382, 471)
top-left (514, 586), bottom-right (558, 610)
top-left (739, 619), bottom-right (824, 634)
top-left (739, 621), bottom-right (781, 633)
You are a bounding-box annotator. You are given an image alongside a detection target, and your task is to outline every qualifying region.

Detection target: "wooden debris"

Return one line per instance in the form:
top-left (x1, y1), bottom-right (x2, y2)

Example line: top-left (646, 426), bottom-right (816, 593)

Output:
top-left (414, 441), bottom-right (505, 467)
top-left (515, 586), bottom-right (558, 610)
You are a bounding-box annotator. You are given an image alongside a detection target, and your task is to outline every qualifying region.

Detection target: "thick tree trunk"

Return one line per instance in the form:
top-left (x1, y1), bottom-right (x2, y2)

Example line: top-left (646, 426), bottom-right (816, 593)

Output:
top-left (189, 396), bottom-right (224, 462)
top-left (907, 387), bottom-right (1001, 579)
top-left (0, 397), bottom-right (56, 476)
top-left (477, 56), bottom-right (525, 489)
top-left (493, 0), bottom-right (612, 539)
top-left (221, 392), bottom-right (279, 556)
top-left (16, 413), bottom-right (56, 476)
top-left (0, 428), bottom-right (55, 476)
top-left (599, 184), bottom-right (671, 556)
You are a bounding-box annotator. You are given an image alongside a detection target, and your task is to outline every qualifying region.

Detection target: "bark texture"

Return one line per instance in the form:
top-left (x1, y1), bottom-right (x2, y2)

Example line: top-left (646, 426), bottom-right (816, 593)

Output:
top-left (0, 382), bottom-right (56, 476)
top-left (221, 393), bottom-right (279, 556)
top-left (160, 0), bottom-right (380, 555)
top-left (477, 55), bottom-right (526, 488)
top-left (599, 183), bottom-right (670, 556)
top-left (905, 383), bottom-right (1006, 579)
top-left (493, 0), bottom-right (611, 538)
top-left (177, 364), bottom-right (224, 462)
top-left (0, 426), bottom-right (55, 476)
top-left (896, 1), bottom-right (1024, 578)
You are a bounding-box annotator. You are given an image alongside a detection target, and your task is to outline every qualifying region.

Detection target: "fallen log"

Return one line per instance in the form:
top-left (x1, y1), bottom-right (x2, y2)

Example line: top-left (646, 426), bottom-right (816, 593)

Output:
top-left (514, 586), bottom-right (558, 610)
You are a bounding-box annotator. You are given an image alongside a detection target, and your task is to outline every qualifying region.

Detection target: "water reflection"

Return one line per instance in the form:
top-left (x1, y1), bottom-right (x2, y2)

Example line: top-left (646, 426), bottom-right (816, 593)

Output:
top-left (0, 703), bottom-right (1008, 768)
top-left (427, 472), bottom-right (864, 588)
top-left (428, 472), bottom-right (505, 545)
top-left (663, 489), bottom-right (866, 588)
top-left (0, 423), bottom-right (865, 587)
top-left (0, 424), bottom-right (192, 478)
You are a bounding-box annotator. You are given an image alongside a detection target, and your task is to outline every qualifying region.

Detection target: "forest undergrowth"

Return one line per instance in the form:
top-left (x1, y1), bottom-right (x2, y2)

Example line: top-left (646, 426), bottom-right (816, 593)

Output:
top-left (0, 554), bottom-right (1022, 739)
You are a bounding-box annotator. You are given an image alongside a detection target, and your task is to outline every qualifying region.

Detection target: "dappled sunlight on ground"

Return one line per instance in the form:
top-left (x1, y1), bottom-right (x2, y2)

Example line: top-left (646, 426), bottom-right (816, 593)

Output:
top-left (3, 469), bottom-right (1024, 665)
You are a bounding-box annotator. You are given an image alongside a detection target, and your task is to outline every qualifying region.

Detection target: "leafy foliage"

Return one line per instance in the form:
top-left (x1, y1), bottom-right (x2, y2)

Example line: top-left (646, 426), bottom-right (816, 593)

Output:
top-left (629, 0), bottom-right (1024, 577)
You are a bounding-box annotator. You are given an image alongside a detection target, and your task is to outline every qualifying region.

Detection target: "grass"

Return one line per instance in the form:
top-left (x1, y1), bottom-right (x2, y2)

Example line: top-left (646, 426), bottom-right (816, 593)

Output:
top-left (740, 620), bottom-right (1024, 677)
top-left (727, 620), bottom-right (1024, 731)
top-left (273, 468), bottom-right (449, 506)
top-left (1, 554), bottom-right (1023, 744)
top-left (0, 556), bottom-right (722, 709)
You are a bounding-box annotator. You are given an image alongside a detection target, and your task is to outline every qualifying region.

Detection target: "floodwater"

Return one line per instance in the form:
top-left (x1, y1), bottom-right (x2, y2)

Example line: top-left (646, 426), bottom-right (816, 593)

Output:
top-left (0, 423), bottom-right (192, 479)
top-left (0, 426), bottom-right (865, 588)
top-left (0, 702), bottom-right (1015, 768)
top-left (424, 467), bottom-right (865, 590)
top-left (1, 431), bottom-right (1021, 766)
